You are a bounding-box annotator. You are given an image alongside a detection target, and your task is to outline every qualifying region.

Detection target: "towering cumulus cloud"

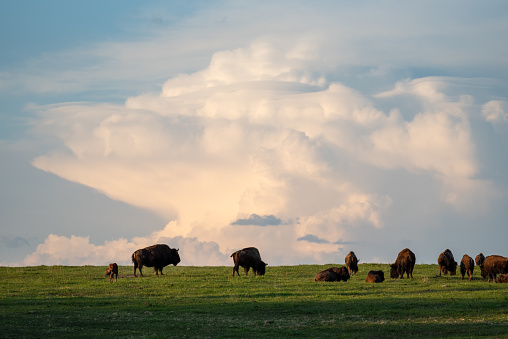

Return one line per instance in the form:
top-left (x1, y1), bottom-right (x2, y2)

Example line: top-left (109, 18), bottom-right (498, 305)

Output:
top-left (28, 38), bottom-right (505, 266)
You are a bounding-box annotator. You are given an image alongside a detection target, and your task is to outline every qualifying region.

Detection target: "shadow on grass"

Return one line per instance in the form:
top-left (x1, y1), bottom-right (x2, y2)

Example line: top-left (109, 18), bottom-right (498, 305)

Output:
top-left (3, 296), bottom-right (507, 338)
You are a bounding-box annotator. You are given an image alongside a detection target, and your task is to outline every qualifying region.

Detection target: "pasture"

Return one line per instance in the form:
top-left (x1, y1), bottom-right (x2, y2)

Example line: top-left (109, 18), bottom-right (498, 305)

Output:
top-left (1, 263), bottom-right (507, 338)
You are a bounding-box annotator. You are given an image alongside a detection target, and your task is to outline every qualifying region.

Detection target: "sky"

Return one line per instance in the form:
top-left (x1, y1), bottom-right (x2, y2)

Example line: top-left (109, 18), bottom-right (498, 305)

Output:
top-left (1, 1), bottom-right (508, 267)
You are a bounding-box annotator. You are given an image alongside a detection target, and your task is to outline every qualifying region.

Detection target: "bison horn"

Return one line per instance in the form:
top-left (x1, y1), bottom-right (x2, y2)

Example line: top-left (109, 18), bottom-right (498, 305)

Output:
top-left (176, 248), bottom-right (179, 251)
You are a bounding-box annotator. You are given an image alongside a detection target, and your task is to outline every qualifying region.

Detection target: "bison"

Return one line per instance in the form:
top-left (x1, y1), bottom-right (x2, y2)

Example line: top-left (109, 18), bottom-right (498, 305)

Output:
top-left (480, 255), bottom-right (508, 282)
top-left (496, 274), bottom-right (508, 283)
top-left (132, 244), bottom-right (180, 277)
top-left (390, 248), bottom-right (416, 279)
top-left (106, 263), bottom-right (118, 283)
top-left (438, 249), bottom-right (457, 276)
top-left (345, 251), bottom-right (359, 276)
top-left (231, 247), bottom-right (267, 277)
top-left (475, 253), bottom-right (485, 267)
top-left (315, 266), bottom-right (350, 282)
top-left (365, 270), bottom-right (385, 283)
top-left (460, 254), bottom-right (474, 281)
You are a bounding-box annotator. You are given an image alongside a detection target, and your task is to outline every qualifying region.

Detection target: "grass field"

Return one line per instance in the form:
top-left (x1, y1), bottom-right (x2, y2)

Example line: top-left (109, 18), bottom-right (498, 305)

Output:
top-left (1, 263), bottom-right (507, 338)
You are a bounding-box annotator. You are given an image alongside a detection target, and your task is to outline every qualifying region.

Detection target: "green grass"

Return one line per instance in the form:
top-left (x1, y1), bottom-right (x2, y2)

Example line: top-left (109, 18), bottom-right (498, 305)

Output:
top-left (1, 264), bottom-right (507, 338)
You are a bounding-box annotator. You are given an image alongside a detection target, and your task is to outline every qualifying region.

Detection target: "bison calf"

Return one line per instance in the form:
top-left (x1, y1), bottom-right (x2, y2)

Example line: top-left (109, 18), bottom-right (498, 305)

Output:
top-left (365, 270), bottom-right (384, 283)
top-left (106, 263), bottom-right (118, 283)
top-left (315, 266), bottom-right (350, 282)
top-left (460, 254), bottom-right (474, 281)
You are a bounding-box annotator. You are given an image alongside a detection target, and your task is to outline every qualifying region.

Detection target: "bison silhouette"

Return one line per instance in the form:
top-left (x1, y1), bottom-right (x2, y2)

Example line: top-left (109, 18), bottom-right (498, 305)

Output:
top-left (132, 244), bottom-right (180, 277)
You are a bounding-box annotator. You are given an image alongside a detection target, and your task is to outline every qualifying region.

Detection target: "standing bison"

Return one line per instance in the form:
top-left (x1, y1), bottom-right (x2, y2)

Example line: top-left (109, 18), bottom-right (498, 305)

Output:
top-left (390, 248), bottom-right (416, 279)
top-left (231, 247), bottom-right (267, 277)
top-left (106, 263), bottom-right (118, 283)
top-left (438, 249), bottom-right (457, 276)
top-left (480, 255), bottom-right (508, 282)
top-left (345, 251), bottom-right (359, 276)
top-left (132, 244), bottom-right (180, 277)
top-left (315, 266), bottom-right (350, 282)
top-left (365, 270), bottom-right (385, 283)
top-left (460, 254), bottom-right (474, 281)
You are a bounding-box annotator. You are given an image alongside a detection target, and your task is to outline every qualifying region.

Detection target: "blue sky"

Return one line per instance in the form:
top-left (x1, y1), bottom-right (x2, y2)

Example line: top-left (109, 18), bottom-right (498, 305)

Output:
top-left (1, 1), bottom-right (508, 267)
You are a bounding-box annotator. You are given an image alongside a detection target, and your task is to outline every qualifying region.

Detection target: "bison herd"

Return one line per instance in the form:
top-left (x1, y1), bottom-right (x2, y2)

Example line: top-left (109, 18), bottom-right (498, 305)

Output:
top-left (105, 245), bottom-right (508, 284)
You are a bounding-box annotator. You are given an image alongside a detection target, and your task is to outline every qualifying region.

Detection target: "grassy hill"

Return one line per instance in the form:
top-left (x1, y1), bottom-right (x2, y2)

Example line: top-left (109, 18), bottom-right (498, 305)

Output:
top-left (1, 263), bottom-right (507, 338)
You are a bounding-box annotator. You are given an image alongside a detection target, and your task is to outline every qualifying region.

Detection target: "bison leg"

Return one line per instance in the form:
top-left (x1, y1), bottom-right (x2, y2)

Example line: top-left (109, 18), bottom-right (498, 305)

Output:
top-left (232, 264), bottom-right (240, 277)
top-left (138, 265), bottom-right (144, 277)
top-left (244, 266), bottom-right (250, 276)
top-left (133, 263), bottom-right (138, 277)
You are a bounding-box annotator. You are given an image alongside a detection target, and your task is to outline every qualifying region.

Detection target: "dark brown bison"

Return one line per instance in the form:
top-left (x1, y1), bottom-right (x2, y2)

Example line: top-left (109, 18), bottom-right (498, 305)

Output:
top-left (475, 253), bottom-right (485, 267)
top-left (480, 255), bottom-right (508, 282)
top-left (460, 255), bottom-right (474, 281)
top-left (106, 263), bottom-right (118, 283)
top-left (365, 270), bottom-right (384, 283)
top-left (496, 274), bottom-right (508, 283)
top-left (438, 249), bottom-right (457, 276)
top-left (345, 251), bottom-right (359, 276)
top-left (231, 247), bottom-right (267, 277)
top-left (315, 266), bottom-right (350, 282)
top-left (132, 244), bottom-right (180, 277)
top-left (390, 248), bottom-right (416, 279)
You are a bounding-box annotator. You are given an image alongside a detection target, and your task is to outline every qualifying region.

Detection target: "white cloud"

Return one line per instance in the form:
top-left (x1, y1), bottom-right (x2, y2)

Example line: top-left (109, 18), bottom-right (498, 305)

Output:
top-left (482, 100), bottom-right (508, 122)
top-left (25, 36), bottom-right (506, 266)
top-left (22, 232), bottom-right (229, 267)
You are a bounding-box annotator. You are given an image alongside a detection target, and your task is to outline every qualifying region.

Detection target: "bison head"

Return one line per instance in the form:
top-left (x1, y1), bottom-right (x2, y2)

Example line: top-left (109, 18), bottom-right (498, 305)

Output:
top-left (475, 253), bottom-right (485, 267)
top-left (389, 263), bottom-right (399, 279)
top-left (449, 261), bottom-right (458, 275)
top-left (254, 261), bottom-right (267, 276)
top-left (171, 248), bottom-right (181, 266)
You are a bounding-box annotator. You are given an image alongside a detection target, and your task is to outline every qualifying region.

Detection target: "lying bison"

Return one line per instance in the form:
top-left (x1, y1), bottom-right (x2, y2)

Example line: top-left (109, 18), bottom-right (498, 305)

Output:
top-left (345, 251), bottom-right (359, 276)
top-left (365, 270), bottom-right (384, 283)
top-left (460, 254), bottom-right (474, 281)
top-left (231, 247), bottom-right (267, 277)
top-left (132, 244), bottom-right (180, 277)
top-left (315, 266), bottom-right (350, 282)
top-left (496, 274), bottom-right (508, 283)
top-left (438, 249), bottom-right (457, 276)
top-left (106, 263), bottom-right (118, 283)
top-left (480, 255), bottom-right (508, 282)
top-left (390, 248), bottom-right (415, 279)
